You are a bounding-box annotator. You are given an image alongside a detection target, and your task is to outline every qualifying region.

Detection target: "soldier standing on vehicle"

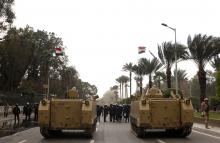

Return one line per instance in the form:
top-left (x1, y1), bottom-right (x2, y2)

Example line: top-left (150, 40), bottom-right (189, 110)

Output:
top-left (3, 103), bottom-right (9, 118)
top-left (13, 104), bottom-right (20, 123)
top-left (201, 98), bottom-right (210, 129)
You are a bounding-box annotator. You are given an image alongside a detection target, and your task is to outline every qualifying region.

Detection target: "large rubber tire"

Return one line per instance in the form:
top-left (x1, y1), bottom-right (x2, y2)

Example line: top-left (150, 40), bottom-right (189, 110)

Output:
top-left (131, 123), bottom-right (145, 138)
top-left (136, 127), bottom-right (145, 138)
top-left (40, 127), bottom-right (51, 138)
top-left (176, 127), bottom-right (192, 137)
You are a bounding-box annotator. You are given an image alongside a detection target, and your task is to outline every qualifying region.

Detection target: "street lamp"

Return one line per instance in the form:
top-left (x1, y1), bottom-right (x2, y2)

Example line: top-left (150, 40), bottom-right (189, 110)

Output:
top-left (161, 23), bottom-right (178, 96)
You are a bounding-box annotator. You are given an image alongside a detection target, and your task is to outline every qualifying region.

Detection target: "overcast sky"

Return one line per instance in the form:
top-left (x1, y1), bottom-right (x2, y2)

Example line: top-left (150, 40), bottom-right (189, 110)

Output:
top-left (13, 0), bottom-right (220, 96)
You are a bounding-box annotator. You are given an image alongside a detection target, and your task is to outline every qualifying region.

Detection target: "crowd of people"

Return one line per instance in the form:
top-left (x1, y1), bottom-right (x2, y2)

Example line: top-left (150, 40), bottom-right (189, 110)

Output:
top-left (2, 103), bottom-right (39, 123)
top-left (96, 104), bottom-right (130, 123)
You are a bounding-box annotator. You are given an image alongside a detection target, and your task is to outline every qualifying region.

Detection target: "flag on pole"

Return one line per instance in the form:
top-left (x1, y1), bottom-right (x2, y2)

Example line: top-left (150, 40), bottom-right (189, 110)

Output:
top-left (138, 46), bottom-right (146, 54)
top-left (55, 47), bottom-right (63, 56)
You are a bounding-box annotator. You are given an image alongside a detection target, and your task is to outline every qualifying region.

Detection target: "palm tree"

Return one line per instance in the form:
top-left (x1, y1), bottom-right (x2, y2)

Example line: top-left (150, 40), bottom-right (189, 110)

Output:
top-left (158, 42), bottom-right (188, 88)
top-left (123, 62), bottom-right (133, 97)
top-left (187, 34), bottom-right (219, 103)
top-left (211, 55), bottom-right (220, 98)
top-left (173, 69), bottom-right (188, 90)
top-left (139, 58), bottom-right (162, 88)
top-left (154, 71), bottom-right (166, 88)
top-left (120, 75), bottom-right (129, 99)
top-left (116, 77), bottom-right (122, 99)
top-left (132, 64), bottom-right (144, 94)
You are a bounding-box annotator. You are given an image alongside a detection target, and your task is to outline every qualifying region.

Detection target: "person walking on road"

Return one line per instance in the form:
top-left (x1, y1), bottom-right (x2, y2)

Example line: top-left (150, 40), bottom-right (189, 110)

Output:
top-left (103, 105), bottom-right (108, 122)
top-left (34, 103), bottom-right (39, 121)
top-left (201, 98), bottom-right (210, 129)
top-left (23, 102), bottom-right (32, 120)
top-left (3, 103), bottom-right (9, 118)
top-left (13, 104), bottom-right (20, 123)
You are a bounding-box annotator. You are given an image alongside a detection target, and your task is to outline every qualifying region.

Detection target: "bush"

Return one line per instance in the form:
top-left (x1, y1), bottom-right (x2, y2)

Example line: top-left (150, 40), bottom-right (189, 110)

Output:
top-left (191, 96), bottom-right (200, 111)
top-left (162, 88), bottom-right (183, 98)
top-left (210, 96), bottom-right (220, 110)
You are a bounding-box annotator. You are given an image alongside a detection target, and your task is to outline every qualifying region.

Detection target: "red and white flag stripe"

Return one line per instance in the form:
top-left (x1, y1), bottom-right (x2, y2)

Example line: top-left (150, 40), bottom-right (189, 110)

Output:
top-left (55, 47), bottom-right (63, 56)
top-left (138, 46), bottom-right (146, 54)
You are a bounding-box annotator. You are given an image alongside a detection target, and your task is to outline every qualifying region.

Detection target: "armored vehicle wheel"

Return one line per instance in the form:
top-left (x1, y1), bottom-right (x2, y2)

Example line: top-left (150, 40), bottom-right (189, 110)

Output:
top-left (85, 129), bottom-right (93, 138)
top-left (40, 127), bottom-right (51, 138)
top-left (49, 130), bottom-right (62, 136)
top-left (176, 127), bottom-right (192, 137)
top-left (180, 127), bottom-right (192, 137)
top-left (131, 123), bottom-right (145, 138)
top-left (136, 127), bottom-right (145, 138)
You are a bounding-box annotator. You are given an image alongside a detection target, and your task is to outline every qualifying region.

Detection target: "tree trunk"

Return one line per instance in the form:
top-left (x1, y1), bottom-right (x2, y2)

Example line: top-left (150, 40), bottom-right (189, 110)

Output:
top-left (130, 71), bottom-right (132, 97)
top-left (158, 76), bottom-right (161, 88)
top-left (119, 83), bottom-right (121, 99)
top-left (216, 71), bottom-right (220, 98)
top-left (125, 84), bottom-right (128, 98)
top-left (122, 83), bottom-right (124, 99)
top-left (149, 74), bottom-right (152, 88)
top-left (166, 66), bottom-right (171, 88)
top-left (140, 77), bottom-right (143, 95)
top-left (197, 69), bottom-right (206, 104)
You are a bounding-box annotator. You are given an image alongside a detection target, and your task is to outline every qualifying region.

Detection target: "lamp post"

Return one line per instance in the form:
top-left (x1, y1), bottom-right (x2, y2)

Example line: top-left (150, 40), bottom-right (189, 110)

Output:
top-left (161, 23), bottom-right (178, 96)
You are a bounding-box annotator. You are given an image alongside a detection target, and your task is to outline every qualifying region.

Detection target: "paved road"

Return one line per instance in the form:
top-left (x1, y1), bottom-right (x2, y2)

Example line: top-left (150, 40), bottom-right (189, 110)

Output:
top-left (0, 121), bottom-right (220, 143)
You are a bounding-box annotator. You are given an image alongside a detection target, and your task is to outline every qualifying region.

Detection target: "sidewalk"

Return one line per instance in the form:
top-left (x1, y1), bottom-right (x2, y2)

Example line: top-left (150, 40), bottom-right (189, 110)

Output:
top-left (193, 123), bottom-right (220, 134)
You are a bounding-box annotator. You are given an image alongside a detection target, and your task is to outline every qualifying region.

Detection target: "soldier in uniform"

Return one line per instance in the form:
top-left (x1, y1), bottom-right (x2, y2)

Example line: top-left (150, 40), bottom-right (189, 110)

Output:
top-left (3, 103), bottom-right (9, 118)
top-left (34, 103), bottom-right (39, 121)
top-left (13, 104), bottom-right (20, 123)
top-left (96, 105), bottom-right (102, 122)
top-left (23, 102), bottom-right (32, 120)
top-left (103, 105), bottom-right (108, 122)
top-left (109, 104), bottom-right (114, 122)
top-left (124, 104), bottom-right (130, 122)
top-left (201, 98), bottom-right (210, 129)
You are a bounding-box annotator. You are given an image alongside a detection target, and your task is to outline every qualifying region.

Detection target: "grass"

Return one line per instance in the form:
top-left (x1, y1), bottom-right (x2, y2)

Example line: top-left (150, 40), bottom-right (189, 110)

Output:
top-left (194, 111), bottom-right (220, 120)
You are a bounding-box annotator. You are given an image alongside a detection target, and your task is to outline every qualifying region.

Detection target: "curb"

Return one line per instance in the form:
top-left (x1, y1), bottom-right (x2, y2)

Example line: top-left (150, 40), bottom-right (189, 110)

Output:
top-left (194, 117), bottom-right (220, 128)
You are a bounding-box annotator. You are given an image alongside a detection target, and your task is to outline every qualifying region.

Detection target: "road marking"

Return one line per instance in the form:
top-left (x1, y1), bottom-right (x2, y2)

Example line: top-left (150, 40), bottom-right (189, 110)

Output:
top-left (18, 140), bottom-right (27, 143)
top-left (157, 139), bottom-right (166, 143)
top-left (96, 127), bottom-right (98, 132)
top-left (193, 130), bottom-right (220, 140)
top-left (13, 132), bottom-right (20, 136)
top-left (90, 139), bottom-right (94, 143)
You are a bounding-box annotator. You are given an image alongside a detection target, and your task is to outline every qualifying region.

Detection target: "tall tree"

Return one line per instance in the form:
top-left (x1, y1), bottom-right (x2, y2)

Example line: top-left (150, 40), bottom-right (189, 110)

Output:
top-left (0, 27), bottom-right (35, 91)
top-left (116, 77), bottom-right (122, 99)
top-left (122, 62), bottom-right (133, 97)
top-left (154, 71), bottom-right (166, 88)
top-left (173, 69), bottom-right (188, 90)
top-left (139, 58), bottom-right (162, 88)
top-left (0, 0), bottom-right (15, 31)
top-left (120, 75), bottom-right (129, 99)
top-left (158, 42), bottom-right (188, 88)
top-left (187, 34), bottom-right (219, 103)
top-left (211, 55), bottom-right (220, 98)
top-left (132, 64), bottom-right (144, 94)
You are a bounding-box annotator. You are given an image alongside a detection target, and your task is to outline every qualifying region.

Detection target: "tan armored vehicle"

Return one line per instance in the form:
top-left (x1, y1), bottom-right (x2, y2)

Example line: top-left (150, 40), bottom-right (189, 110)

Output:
top-left (38, 87), bottom-right (98, 138)
top-left (130, 86), bottom-right (194, 137)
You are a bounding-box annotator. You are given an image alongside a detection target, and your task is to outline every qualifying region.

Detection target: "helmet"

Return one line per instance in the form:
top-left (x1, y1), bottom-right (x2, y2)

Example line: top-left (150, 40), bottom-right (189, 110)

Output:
top-left (204, 98), bottom-right (208, 101)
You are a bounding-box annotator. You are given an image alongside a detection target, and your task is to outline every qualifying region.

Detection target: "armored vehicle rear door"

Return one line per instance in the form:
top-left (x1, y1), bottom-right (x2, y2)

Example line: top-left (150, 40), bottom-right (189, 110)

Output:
top-left (150, 99), bottom-right (180, 128)
top-left (50, 99), bottom-right (82, 129)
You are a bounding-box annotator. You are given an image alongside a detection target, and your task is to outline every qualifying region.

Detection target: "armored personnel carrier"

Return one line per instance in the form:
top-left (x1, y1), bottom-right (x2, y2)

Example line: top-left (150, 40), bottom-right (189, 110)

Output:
top-left (130, 86), bottom-right (193, 137)
top-left (38, 87), bottom-right (98, 138)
